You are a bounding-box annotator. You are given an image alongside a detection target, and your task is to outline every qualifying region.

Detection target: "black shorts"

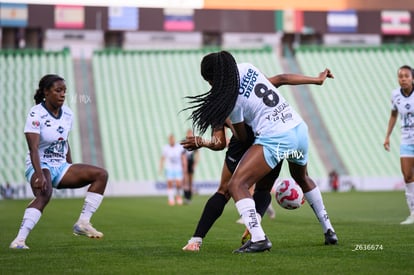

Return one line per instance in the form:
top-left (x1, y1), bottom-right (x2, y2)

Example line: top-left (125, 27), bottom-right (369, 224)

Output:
top-left (187, 159), bottom-right (194, 174)
top-left (225, 126), bottom-right (255, 174)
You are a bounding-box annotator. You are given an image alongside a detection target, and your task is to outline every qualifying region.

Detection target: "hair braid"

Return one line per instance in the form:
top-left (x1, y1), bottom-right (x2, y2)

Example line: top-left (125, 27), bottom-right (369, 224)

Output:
top-left (184, 51), bottom-right (239, 135)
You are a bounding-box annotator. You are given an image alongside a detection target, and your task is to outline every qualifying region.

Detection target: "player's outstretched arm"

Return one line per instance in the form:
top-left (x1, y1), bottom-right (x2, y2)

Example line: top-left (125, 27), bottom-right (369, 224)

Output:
top-left (180, 126), bottom-right (226, 151)
top-left (268, 68), bottom-right (334, 88)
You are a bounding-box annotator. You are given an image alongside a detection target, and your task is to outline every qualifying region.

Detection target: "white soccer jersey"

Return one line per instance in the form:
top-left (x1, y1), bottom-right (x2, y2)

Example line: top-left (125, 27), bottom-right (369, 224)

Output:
top-left (24, 103), bottom-right (73, 167)
top-left (229, 63), bottom-right (303, 137)
top-left (162, 143), bottom-right (184, 171)
top-left (391, 88), bottom-right (414, 144)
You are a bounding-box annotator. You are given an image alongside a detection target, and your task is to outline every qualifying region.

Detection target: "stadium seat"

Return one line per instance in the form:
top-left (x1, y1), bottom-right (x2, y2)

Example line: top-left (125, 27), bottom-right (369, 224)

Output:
top-left (295, 46), bottom-right (413, 177)
top-left (92, 47), bottom-right (328, 182)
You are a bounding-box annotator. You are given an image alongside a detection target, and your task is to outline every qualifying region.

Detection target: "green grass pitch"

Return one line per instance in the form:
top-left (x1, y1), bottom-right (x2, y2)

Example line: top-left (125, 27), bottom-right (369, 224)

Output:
top-left (1, 191), bottom-right (414, 274)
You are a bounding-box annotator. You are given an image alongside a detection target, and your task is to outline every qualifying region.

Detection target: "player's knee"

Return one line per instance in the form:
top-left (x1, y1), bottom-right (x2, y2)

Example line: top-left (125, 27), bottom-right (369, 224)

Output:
top-left (97, 168), bottom-right (108, 182)
top-left (228, 180), bottom-right (248, 196)
top-left (403, 174), bottom-right (414, 183)
top-left (37, 188), bottom-right (53, 205)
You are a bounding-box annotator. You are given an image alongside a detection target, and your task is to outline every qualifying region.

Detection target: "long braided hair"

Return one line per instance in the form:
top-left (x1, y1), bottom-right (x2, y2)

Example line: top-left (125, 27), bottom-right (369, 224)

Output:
top-left (184, 51), bottom-right (240, 135)
top-left (33, 74), bottom-right (64, 104)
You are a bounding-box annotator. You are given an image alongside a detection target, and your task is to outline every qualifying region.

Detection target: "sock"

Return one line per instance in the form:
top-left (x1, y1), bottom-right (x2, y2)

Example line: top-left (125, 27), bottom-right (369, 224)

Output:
top-left (253, 190), bottom-right (272, 217)
top-left (176, 188), bottom-right (182, 199)
top-left (405, 182), bottom-right (414, 215)
top-left (78, 192), bottom-right (103, 223)
top-left (235, 198), bottom-right (266, 242)
top-left (188, 237), bottom-right (202, 245)
top-left (15, 208), bottom-right (42, 241)
top-left (193, 192), bottom-right (228, 238)
top-left (266, 204), bottom-right (276, 219)
top-left (167, 188), bottom-right (175, 202)
top-left (184, 190), bottom-right (191, 200)
top-left (304, 186), bottom-right (334, 233)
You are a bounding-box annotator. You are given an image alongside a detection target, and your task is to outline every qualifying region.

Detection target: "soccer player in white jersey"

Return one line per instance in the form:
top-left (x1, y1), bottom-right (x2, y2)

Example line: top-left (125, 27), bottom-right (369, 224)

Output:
top-left (10, 74), bottom-right (108, 249)
top-left (185, 51), bottom-right (337, 253)
top-left (384, 65), bottom-right (414, 225)
top-left (159, 134), bottom-right (186, 205)
top-left (181, 69), bottom-right (335, 252)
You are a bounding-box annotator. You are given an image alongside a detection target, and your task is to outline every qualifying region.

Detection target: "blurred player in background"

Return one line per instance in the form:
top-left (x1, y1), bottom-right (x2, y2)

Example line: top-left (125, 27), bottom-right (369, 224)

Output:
top-left (160, 134), bottom-right (186, 206)
top-left (183, 129), bottom-right (200, 204)
top-left (10, 74), bottom-right (108, 249)
top-left (181, 59), bottom-right (337, 252)
top-left (384, 65), bottom-right (414, 225)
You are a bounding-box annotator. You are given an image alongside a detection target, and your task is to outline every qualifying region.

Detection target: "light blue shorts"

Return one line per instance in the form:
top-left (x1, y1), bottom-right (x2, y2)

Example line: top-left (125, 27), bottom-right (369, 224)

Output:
top-left (25, 162), bottom-right (72, 188)
top-left (254, 122), bottom-right (309, 169)
top-left (165, 169), bottom-right (183, 181)
top-left (400, 144), bottom-right (414, 157)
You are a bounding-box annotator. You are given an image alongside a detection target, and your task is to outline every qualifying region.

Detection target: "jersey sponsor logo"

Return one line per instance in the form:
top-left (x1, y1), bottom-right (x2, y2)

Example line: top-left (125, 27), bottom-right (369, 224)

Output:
top-left (265, 102), bottom-right (292, 123)
top-left (239, 68), bottom-right (259, 98)
top-left (43, 138), bottom-right (66, 159)
top-left (31, 120), bottom-right (40, 128)
top-left (45, 120), bottom-right (51, 127)
top-left (403, 112), bottom-right (414, 128)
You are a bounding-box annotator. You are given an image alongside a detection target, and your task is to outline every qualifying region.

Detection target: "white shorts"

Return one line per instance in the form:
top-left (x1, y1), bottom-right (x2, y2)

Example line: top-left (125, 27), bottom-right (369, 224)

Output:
top-left (25, 162), bottom-right (72, 188)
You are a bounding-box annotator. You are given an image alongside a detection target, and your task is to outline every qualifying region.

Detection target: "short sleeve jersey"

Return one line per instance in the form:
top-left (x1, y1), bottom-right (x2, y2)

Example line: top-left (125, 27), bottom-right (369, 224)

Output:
top-left (229, 63), bottom-right (303, 137)
top-left (391, 88), bottom-right (414, 144)
top-left (162, 143), bottom-right (185, 171)
top-left (24, 103), bottom-right (73, 167)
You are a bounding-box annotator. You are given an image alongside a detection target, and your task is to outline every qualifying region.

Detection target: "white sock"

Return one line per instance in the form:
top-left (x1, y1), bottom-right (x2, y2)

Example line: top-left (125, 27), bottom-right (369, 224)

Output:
top-left (405, 182), bottom-right (414, 215)
top-left (167, 188), bottom-right (175, 202)
top-left (15, 208), bottom-right (42, 241)
top-left (266, 204), bottom-right (275, 218)
top-left (235, 198), bottom-right (265, 242)
top-left (176, 188), bottom-right (182, 198)
top-left (78, 192), bottom-right (103, 223)
top-left (304, 186), bottom-right (334, 233)
top-left (189, 237), bottom-right (202, 244)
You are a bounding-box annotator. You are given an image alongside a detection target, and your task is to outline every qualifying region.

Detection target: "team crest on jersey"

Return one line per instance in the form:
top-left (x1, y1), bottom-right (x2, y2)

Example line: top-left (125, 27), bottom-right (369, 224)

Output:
top-left (31, 120), bottom-right (40, 129)
top-left (405, 103), bottom-right (411, 110)
top-left (57, 126), bottom-right (64, 134)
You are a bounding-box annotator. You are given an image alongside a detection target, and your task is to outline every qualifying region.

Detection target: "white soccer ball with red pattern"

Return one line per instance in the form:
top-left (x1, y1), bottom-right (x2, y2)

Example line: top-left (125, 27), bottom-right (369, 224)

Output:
top-left (275, 180), bottom-right (305, 210)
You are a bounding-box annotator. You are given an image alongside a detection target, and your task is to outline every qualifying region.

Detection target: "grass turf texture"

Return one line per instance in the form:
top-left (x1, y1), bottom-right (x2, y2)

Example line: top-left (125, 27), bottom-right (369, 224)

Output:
top-left (1, 191), bottom-right (413, 274)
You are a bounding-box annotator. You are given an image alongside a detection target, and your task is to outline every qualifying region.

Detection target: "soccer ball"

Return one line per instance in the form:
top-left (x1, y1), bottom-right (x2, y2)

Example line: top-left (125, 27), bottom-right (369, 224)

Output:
top-left (275, 179), bottom-right (305, 210)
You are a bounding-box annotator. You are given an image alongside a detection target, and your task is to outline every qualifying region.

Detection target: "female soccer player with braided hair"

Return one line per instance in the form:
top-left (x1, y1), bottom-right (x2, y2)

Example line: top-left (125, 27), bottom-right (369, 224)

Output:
top-left (10, 74), bottom-right (108, 249)
top-left (184, 51), bottom-right (338, 253)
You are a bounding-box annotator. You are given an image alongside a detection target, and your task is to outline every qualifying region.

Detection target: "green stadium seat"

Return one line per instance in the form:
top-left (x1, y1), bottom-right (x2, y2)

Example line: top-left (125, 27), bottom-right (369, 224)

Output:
top-left (92, 47), bottom-right (328, 182)
top-left (296, 46), bottom-right (413, 177)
